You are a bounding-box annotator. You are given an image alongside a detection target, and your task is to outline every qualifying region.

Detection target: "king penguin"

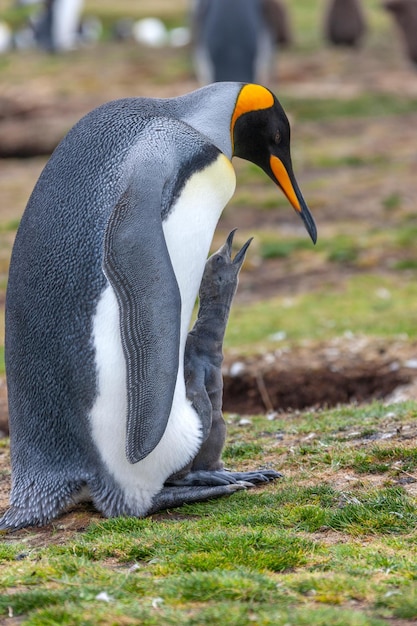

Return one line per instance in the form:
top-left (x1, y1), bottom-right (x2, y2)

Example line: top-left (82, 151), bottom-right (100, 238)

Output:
top-left (0, 82), bottom-right (317, 530)
top-left (191, 0), bottom-right (276, 84)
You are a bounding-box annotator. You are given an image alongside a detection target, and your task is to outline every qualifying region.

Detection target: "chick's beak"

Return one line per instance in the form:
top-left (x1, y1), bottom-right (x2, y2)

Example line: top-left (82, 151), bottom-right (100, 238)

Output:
top-left (270, 155), bottom-right (317, 244)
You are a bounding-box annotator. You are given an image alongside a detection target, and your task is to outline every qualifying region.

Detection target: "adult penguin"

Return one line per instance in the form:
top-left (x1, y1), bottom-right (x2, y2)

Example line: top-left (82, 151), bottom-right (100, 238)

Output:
top-left (34, 0), bottom-right (84, 52)
top-left (0, 82), bottom-right (317, 530)
top-left (191, 0), bottom-right (276, 84)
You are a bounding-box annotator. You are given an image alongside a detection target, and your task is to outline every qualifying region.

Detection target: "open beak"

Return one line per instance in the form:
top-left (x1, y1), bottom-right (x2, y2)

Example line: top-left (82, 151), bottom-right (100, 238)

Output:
top-left (233, 235), bottom-right (253, 266)
top-left (270, 155), bottom-right (317, 244)
top-left (219, 229), bottom-right (253, 267)
top-left (218, 228), bottom-right (237, 260)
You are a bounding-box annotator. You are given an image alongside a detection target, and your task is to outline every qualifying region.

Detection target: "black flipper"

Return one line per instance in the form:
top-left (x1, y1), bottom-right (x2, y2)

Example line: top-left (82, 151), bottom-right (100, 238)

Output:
top-left (103, 184), bottom-right (181, 464)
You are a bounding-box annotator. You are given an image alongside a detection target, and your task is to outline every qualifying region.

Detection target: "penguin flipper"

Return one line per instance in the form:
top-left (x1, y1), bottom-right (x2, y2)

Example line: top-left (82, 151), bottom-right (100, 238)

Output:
top-left (103, 186), bottom-right (181, 464)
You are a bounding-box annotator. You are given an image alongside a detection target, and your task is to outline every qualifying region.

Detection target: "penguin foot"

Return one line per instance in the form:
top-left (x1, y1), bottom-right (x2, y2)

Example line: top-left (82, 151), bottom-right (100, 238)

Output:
top-left (165, 468), bottom-right (282, 488)
top-left (148, 483), bottom-right (246, 514)
top-left (222, 469), bottom-right (283, 484)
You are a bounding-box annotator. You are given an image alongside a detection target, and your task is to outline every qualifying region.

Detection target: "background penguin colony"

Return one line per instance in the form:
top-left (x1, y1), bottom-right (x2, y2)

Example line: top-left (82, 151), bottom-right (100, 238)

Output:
top-left (1, 0), bottom-right (416, 69)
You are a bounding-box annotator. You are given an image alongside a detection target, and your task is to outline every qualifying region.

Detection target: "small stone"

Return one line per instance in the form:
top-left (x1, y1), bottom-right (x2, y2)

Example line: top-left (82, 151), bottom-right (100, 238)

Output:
top-left (128, 563), bottom-right (141, 573)
top-left (229, 362), bottom-right (245, 377)
top-left (96, 591), bottom-right (112, 603)
top-left (375, 287), bottom-right (391, 300)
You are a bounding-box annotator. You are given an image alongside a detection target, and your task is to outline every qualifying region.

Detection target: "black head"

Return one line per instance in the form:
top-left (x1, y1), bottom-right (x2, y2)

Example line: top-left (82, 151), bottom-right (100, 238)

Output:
top-left (230, 84), bottom-right (317, 244)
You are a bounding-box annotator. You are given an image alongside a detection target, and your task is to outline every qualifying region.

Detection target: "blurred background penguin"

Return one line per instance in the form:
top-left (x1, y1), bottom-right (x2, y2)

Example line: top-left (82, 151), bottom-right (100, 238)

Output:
top-left (323, 0), bottom-right (367, 47)
top-left (190, 0), bottom-right (292, 85)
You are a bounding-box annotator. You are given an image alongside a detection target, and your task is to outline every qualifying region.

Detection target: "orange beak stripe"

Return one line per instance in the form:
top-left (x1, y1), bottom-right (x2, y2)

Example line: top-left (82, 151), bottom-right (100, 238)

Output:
top-left (270, 155), bottom-right (301, 212)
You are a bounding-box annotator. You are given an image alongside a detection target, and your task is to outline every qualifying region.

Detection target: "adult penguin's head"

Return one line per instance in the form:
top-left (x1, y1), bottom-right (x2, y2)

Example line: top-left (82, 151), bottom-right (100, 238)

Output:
top-left (231, 83), bottom-right (317, 244)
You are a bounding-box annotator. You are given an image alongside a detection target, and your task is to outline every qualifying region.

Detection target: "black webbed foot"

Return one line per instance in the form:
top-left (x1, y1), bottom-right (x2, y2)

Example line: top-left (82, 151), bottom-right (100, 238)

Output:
top-left (223, 469), bottom-right (283, 484)
top-left (165, 468), bottom-right (282, 488)
top-left (148, 483), bottom-right (246, 514)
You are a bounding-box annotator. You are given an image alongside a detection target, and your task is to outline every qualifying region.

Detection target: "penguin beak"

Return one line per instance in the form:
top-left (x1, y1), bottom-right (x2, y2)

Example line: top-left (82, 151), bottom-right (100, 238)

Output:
top-left (220, 228), bottom-right (237, 260)
top-left (225, 228), bottom-right (237, 256)
top-left (270, 155), bottom-right (317, 244)
top-left (233, 236), bottom-right (253, 266)
top-left (220, 229), bottom-right (253, 267)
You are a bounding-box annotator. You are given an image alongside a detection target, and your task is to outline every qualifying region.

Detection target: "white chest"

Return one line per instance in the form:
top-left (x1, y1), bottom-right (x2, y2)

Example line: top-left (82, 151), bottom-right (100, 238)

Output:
top-left (162, 154), bottom-right (236, 346)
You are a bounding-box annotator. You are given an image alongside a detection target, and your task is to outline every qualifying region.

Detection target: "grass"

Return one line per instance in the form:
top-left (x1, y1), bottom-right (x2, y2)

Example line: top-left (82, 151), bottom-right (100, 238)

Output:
top-left (1, 402), bottom-right (417, 624)
top-left (225, 272), bottom-right (417, 350)
top-left (281, 93), bottom-right (417, 123)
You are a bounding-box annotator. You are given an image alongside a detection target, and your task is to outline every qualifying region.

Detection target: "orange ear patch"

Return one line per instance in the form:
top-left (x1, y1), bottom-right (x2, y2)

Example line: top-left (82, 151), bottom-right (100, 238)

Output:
top-left (231, 84), bottom-right (274, 135)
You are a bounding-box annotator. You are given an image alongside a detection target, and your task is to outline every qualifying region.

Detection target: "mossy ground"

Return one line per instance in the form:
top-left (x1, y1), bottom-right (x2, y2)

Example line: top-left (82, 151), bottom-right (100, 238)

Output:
top-left (1, 403), bottom-right (417, 625)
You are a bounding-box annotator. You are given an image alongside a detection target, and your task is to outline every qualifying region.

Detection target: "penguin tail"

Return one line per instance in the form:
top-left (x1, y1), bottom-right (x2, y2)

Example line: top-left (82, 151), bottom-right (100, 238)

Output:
top-left (0, 505), bottom-right (49, 531)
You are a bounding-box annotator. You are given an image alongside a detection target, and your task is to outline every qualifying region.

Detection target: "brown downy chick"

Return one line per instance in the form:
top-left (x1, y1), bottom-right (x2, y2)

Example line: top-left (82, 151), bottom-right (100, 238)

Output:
top-left (384, 0), bottom-right (417, 66)
top-left (324, 0), bottom-right (367, 47)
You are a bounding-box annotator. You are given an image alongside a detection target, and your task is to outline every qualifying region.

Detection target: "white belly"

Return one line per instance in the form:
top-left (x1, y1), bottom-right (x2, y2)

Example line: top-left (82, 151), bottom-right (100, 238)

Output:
top-left (89, 154), bottom-right (236, 513)
top-left (163, 154), bottom-right (236, 345)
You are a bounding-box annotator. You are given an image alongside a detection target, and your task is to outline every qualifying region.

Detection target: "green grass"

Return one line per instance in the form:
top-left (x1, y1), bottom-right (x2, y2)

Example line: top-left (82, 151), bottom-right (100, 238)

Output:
top-left (281, 93), bottom-right (417, 122)
top-left (348, 446), bottom-right (417, 474)
top-left (259, 237), bottom-right (312, 260)
top-left (225, 273), bottom-right (417, 350)
top-left (1, 402), bottom-right (417, 624)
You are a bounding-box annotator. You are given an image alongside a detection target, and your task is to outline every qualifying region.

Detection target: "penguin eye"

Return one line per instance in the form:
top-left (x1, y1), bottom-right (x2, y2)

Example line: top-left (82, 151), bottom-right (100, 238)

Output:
top-left (274, 130), bottom-right (281, 144)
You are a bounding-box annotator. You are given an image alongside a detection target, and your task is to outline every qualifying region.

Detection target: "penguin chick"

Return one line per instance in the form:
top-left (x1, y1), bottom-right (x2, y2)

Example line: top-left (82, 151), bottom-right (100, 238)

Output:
top-left (261, 0), bottom-right (293, 47)
top-left (186, 229), bottom-right (252, 468)
top-left (167, 230), bottom-right (281, 488)
top-left (383, 0), bottom-right (417, 66)
top-left (0, 82), bottom-right (316, 530)
top-left (324, 0), bottom-right (367, 47)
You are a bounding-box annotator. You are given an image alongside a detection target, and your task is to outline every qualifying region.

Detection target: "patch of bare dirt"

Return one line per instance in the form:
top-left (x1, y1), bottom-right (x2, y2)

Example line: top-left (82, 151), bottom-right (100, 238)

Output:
top-left (223, 335), bottom-right (417, 414)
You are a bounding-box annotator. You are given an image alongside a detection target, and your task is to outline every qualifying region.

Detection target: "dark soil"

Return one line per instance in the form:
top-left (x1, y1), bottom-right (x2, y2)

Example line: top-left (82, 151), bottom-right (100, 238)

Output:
top-left (222, 336), bottom-right (417, 415)
top-left (223, 363), bottom-right (408, 414)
